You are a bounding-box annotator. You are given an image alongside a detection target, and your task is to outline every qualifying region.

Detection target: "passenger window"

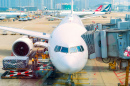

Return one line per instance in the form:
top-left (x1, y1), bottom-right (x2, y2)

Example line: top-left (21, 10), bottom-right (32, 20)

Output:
top-left (54, 46), bottom-right (61, 52)
top-left (80, 46), bottom-right (84, 52)
top-left (77, 46), bottom-right (81, 52)
top-left (61, 47), bottom-right (68, 53)
top-left (70, 47), bottom-right (77, 53)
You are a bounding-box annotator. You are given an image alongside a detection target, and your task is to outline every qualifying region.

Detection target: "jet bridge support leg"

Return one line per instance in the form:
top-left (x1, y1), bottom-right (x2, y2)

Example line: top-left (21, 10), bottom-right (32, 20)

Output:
top-left (118, 60), bottom-right (130, 86)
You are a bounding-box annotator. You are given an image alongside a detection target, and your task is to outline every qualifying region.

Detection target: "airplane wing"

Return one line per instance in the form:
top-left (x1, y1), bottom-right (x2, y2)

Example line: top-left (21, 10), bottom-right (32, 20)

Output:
top-left (0, 26), bottom-right (50, 39)
top-left (0, 16), bottom-right (6, 20)
top-left (46, 16), bottom-right (63, 20)
top-left (34, 42), bottom-right (48, 48)
top-left (81, 14), bottom-right (103, 20)
top-left (50, 17), bottom-right (63, 20)
top-left (78, 14), bottom-right (92, 18)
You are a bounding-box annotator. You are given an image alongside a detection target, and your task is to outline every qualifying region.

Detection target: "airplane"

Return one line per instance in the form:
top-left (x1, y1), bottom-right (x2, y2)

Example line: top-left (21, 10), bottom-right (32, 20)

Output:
top-left (0, 16), bottom-right (6, 20)
top-left (0, 0), bottom-right (88, 73)
top-left (55, 5), bottom-right (103, 17)
top-left (0, 0), bottom-right (104, 85)
top-left (94, 4), bottom-right (111, 14)
top-left (0, 12), bottom-right (27, 20)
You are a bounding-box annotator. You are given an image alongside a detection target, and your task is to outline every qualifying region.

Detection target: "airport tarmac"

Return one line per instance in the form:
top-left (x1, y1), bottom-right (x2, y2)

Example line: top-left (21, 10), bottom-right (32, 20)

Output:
top-left (0, 12), bottom-right (130, 86)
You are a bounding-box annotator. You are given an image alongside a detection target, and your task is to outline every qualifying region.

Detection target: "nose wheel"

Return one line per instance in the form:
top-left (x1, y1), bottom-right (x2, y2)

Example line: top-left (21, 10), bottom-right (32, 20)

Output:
top-left (65, 74), bottom-right (75, 86)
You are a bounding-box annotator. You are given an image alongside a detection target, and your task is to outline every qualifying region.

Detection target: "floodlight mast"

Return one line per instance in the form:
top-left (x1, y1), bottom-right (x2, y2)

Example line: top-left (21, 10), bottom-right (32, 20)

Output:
top-left (71, 0), bottom-right (73, 15)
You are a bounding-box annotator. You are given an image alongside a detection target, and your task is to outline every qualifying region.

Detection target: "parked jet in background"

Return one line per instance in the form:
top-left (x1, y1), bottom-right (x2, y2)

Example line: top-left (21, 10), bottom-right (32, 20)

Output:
top-left (0, 12), bottom-right (27, 20)
top-left (55, 5), bottom-right (103, 17)
top-left (94, 4), bottom-right (111, 14)
top-left (0, 16), bottom-right (6, 20)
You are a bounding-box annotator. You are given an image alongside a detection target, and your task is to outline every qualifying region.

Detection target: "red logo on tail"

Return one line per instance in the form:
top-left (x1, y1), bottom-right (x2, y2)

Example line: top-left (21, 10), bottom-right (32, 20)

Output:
top-left (94, 5), bottom-right (103, 12)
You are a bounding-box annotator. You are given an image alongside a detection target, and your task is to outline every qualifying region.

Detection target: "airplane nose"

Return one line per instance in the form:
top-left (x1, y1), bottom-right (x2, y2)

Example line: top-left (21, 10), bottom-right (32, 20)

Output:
top-left (57, 56), bottom-right (83, 74)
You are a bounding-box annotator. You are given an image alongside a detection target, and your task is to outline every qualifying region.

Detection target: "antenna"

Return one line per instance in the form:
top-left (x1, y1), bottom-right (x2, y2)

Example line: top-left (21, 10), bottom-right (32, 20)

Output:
top-left (71, 0), bottom-right (73, 15)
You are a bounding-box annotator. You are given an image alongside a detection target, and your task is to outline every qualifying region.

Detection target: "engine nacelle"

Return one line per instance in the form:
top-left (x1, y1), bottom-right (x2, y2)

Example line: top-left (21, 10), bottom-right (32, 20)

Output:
top-left (12, 37), bottom-right (33, 56)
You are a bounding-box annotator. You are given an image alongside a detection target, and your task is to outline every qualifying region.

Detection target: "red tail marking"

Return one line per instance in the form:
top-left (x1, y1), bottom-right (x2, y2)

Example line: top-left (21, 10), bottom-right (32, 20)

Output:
top-left (94, 5), bottom-right (103, 12)
top-left (82, 9), bottom-right (85, 12)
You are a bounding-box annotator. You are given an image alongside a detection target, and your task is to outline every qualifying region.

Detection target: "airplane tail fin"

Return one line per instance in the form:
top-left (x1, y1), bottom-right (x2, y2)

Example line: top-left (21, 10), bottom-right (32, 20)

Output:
top-left (44, 7), bottom-right (48, 10)
top-left (82, 9), bottom-right (85, 12)
top-left (101, 4), bottom-right (111, 12)
top-left (94, 5), bottom-right (103, 12)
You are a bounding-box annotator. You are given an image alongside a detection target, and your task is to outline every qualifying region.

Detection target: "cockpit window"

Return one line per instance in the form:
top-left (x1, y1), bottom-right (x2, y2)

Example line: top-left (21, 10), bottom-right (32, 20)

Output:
top-left (54, 46), bottom-right (61, 52)
top-left (54, 45), bottom-right (84, 53)
top-left (80, 46), bottom-right (84, 52)
top-left (70, 47), bottom-right (77, 53)
top-left (54, 46), bottom-right (68, 53)
top-left (61, 47), bottom-right (68, 53)
top-left (77, 46), bottom-right (82, 52)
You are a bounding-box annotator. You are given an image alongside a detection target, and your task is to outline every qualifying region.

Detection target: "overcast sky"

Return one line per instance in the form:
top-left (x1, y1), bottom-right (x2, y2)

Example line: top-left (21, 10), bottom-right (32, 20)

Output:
top-left (58, 0), bottom-right (129, 7)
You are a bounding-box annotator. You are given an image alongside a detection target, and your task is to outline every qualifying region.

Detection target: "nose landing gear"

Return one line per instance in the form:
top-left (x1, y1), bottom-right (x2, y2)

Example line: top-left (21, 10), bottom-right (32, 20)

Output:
top-left (65, 74), bottom-right (75, 86)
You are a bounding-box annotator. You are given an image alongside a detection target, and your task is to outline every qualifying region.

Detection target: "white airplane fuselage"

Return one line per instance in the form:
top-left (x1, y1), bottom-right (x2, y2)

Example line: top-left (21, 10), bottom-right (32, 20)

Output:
top-left (0, 12), bottom-right (27, 18)
top-left (94, 12), bottom-right (105, 14)
top-left (56, 11), bottom-right (94, 17)
top-left (48, 15), bottom-right (88, 74)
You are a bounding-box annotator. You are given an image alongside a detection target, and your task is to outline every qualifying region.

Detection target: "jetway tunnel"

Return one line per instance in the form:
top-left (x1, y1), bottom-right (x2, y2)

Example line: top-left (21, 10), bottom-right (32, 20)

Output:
top-left (82, 14), bottom-right (130, 60)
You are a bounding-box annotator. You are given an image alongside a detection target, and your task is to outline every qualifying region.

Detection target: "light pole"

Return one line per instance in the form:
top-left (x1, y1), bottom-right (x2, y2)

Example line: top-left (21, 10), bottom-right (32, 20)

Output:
top-left (71, 0), bottom-right (73, 15)
top-left (37, 0), bottom-right (38, 14)
top-left (28, 0), bottom-right (29, 16)
top-left (60, 0), bottom-right (61, 10)
top-left (85, 0), bottom-right (86, 10)
top-left (19, 0), bottom-right (21, 17)
top-left (54, 0), bottom-right (55, 17)
top-left (111, 0), bottom-right (114, 10)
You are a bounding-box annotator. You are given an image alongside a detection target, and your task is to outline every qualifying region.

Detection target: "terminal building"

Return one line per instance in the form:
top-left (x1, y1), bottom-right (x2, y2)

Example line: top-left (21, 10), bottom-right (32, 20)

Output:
top-left (0, 0), bottom-right (44, 11)
top-left (62, 4), bottom-right (76, 10)
top-left (0, 7), bottom-right (9, 12)
top-left (12, 7), bottom-right (37, 11)
top-left (116, 5), bottom-right (128, 12)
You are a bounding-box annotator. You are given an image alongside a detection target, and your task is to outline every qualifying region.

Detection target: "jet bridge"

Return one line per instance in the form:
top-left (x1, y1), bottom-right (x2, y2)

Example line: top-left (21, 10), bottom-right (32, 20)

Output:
top-left (82, 14), bottom-right (130, 86)
top-left (82, 14), bottom-right (130, 60)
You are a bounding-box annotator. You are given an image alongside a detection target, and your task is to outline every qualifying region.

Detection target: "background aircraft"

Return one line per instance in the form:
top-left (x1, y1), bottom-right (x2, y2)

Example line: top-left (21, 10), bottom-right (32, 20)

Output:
top-left (94, 4), bottom-right (111, 14)
top-left (55, 5), bottom-right (103, 17)
top-left (0, 12), bottom-right (27, 20)
top-left (94, 5), bottom-right (103, 12)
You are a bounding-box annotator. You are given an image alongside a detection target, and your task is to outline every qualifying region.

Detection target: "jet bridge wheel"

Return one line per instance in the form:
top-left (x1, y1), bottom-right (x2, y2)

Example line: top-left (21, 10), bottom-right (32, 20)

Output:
top-left (65, 74), bottom-right (75, 86)
top-left (102, 58), bottom-right (111, 63)
top-left (71, 82), bottom-right (75, 86)
top-left (65, 82), bottom-right (75, 86)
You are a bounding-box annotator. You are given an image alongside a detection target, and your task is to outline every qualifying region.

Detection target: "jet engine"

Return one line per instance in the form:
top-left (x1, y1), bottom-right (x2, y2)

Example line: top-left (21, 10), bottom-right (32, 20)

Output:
top-left (12, 36), bottom-right (33, 56)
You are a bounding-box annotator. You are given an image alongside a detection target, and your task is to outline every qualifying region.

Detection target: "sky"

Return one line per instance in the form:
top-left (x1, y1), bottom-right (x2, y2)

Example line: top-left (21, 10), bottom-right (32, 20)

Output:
top-left (0, 0), bottom-right (129, 10)
top-left (57, 0), bottom-right (129, 7)
top-left (89, 0), bottom-right (111, 7)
